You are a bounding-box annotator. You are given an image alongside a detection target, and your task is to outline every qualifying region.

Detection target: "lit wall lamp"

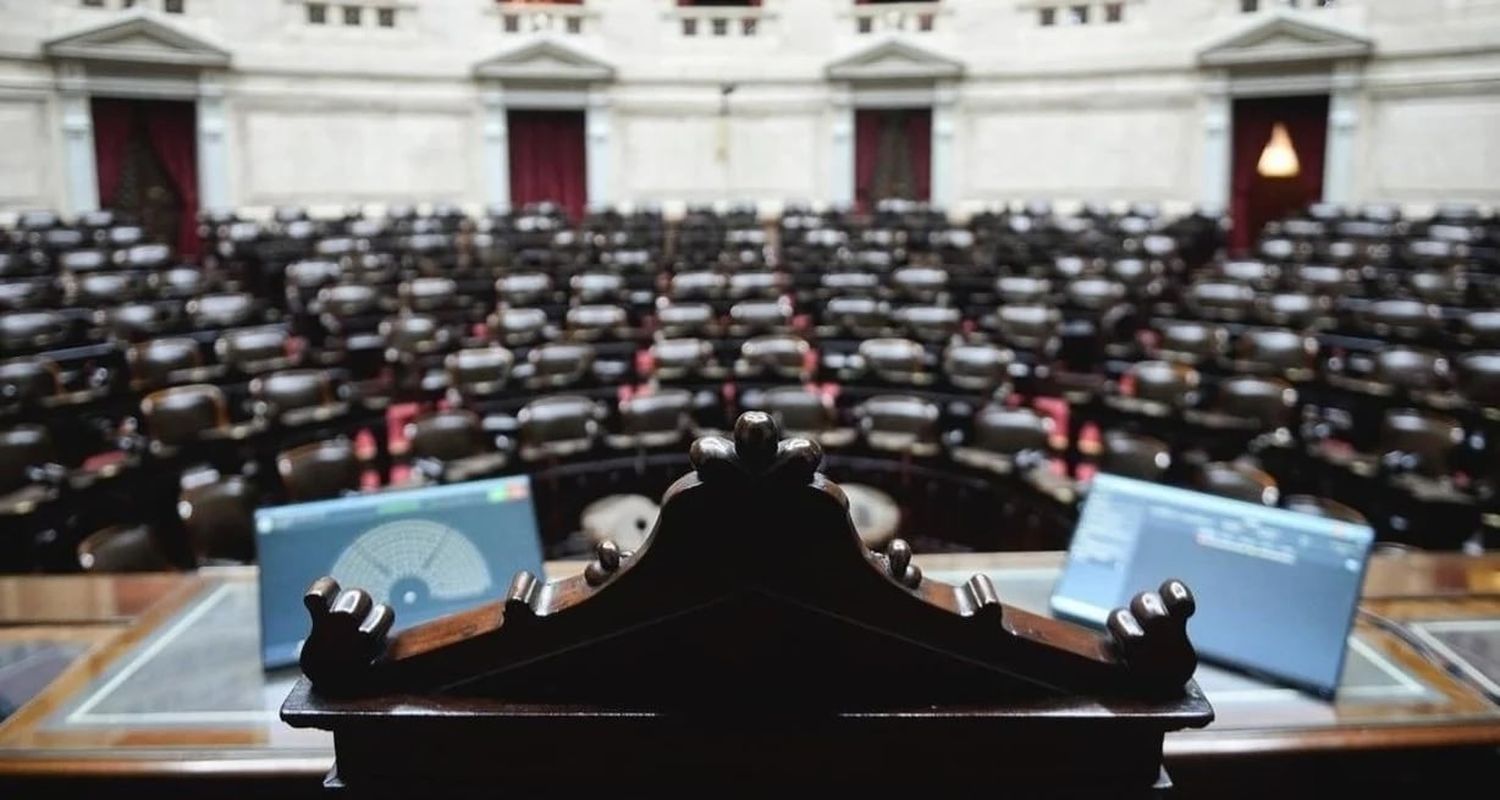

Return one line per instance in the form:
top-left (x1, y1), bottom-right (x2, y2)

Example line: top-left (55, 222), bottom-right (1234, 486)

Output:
top-left (1257, 122), bottom-right (1301, 179)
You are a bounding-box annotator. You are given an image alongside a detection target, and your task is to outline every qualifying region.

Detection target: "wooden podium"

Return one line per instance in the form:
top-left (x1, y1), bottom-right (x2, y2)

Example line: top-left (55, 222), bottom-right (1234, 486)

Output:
top-left (282, 413), bottom-right (1213, 796)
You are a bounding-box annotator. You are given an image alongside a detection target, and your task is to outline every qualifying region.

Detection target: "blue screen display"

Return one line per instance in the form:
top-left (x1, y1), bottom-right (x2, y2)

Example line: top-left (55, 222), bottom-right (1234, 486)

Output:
top-left (255, 476), bottom-right (545, 669)
top-left (1051, 473), bottom-right (1375, 697)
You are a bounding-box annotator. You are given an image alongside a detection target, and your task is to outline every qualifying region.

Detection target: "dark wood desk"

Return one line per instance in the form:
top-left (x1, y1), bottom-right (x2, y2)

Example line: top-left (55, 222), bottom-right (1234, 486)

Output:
top-left (0, 555), bottom-right (1497, 798)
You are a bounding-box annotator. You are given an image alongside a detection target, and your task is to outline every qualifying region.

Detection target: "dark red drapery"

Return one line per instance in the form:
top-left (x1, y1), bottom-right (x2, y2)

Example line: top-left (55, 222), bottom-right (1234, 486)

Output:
top-left (90, 98), bottom-right (134, 209)
top-left (853, 107), bottom-right (932, 212)
top-left (905, 107), bottom-right (932, 203)
top-left (143, 101), bottom-right (200, 258)
top-left (91, 98), bottom-right (200, 258)
top-left (508, 110), bottom-right (588, 220)
top-left (1229, 95), bottom-right (1328, 253)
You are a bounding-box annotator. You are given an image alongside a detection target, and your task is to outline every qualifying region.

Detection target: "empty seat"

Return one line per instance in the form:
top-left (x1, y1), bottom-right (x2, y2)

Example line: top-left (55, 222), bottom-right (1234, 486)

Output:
top-left (566, 304), bottom-right (629, 341)
top-left (943, 342), bottom-right (1014, 393)
top-left (1123, 360), bottom-right (1200, 408)
top-left (0, 311), bottom-right (70, 352)
top-left (518, 394), bottom-right (601, 461)
top-left (1214, 376), bottom-right (1297, 429)
top-left (1155, 321), bottom-right (1227, 364)
top-left (139, 384), bottom-right (233, 450)
top-left (251, 369), bottom-right (345, 424)
top-left (526, 342), bottom-right (595, 388)
top-left (728, 299), bottom-right (793, 335)
top-left (994, 304), bottom-right (1061, 355)
top-left (1183, 281), bottom-right (1255, 321)
top-left (1458, 351), bottom-right (1500, 407)
top-left (736, 335), bottom-right (811, 381)
top-left (893, 305), bottom-right (961, 343)
top-left (188, 292), bottom-right (257, 329)
top-left (648, 338), bottom-right (718, 382)
top-left (752, 386), bottom-right (853, 448)
top-left (856, 394), bottom-right (941, 457)
top-left (857, 338), bottom-right (931, 386)
top-left (497, 272), bottom-right (555, 306)
top-left (1196, 461), bottom-right (1278, 506)
top-left (656, 303), bottom-right (717, 339)
top-left (823, 296), bottom-right (891, 338)
top-left (404, 410), bottom-right (507, 482)
top-left (489, 306), bottom-right (550, 347)
top-left (129, 337), bottom-right (207, 389)
top-left (1099, 431), bottom-right (1171, 482)
top-left (446, 346), bottom-right (514, 399)
top-left (995, 276), bottom-right (1052, 305)
top-left (951, 405), bottom-right (1053, 474)
top-left (277, 438), bottom-right (362, 501)
top-left (1234, 328), bottom-right (1317, 376)
top-left (217, 327), bottom-right (295, 375)
top-left (78, 525), bottom-right (172, 573)
top-left (1381, 409), bottom-right (1463, 477)
top-left (612, 389), bottom-right (695, 449)
top-left (179, 475), bottom-right (257, 564)
top-left (400, 277), bottom-right (460, 312)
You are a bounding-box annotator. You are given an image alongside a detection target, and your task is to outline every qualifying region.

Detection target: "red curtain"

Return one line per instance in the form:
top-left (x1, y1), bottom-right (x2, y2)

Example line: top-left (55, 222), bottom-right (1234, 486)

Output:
top-left (1229, 95), bottom-right (1328, 253)
top-left (905, 107), bottom-right (932, 202)
top-left (508, 110), bottom-right (588, 220)
top-left (143, 101), bottom-right (200, 258)
top-left (91, 98), bottom-right (134, 209)
top-left (853, 107), bottom-right (932, 212)
top-left (854, 109), bottom-right (881, 213)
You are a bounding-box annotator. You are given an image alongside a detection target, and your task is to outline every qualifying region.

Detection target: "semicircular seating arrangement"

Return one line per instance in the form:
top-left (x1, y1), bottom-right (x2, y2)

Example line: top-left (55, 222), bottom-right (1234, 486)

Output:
top-left (2, 198), bottom-right (1498, 571)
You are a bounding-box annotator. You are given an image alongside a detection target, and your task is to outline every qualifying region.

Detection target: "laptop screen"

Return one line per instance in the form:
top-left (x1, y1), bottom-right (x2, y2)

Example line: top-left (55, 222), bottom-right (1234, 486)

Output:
top-left (255, 476), bottom-right (545, 669)
top-left (1051, 473), bottom-right (1375, 697)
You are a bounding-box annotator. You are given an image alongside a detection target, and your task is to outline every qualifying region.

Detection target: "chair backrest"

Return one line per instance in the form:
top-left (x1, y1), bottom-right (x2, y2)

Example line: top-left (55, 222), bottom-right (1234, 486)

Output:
top-left (1099, 431), bottom-right (1171, 482)
top-left (1458, 351), bottom-right (1500, 407)
top-left (277, 438), bottom-right (362, 501)
top-left (1125, 360), bottom-right (1200, 406)
top-left (970, 405), bottom-right (1051, 456)
top-left (0, 358), bottom-right (61, 405)
top-left (251, 369), bottom-right (337, 418)
top-left (619, 389), bottom-right (693, 436)
top-left (943, 342), bottom-right (1013, 392)
top-left (1196, 461), bottom-right (1278, 506)
top-left (140, 384), bottom-right (229, 447)
top-left (78, 525), bottom-right (171, 573)
top-left (739, 335), bottom-right (810, 379)
top-left (759, 386), bottom-right (835, 434)
top-left (1381, 409), bottom-right (1462, 477)
top-left (179, 476), bottom-right (258, 563)
top-left (129, 337), bottom-right (203, 387)
top-left (406, 410), bottom-right (488, 462)
top-left (217, 326), bottom-right (292, 374)
top-left (518, 395), bottom-right (600, 456)
top-left (1216, 376), bottom-right (1297, 428)
top-left (446, 346), bottom-right (514, 397)
top-left (1282, 495), bottom-right (1366, 524)
top-left (0, 424), bottom-right (54, 493)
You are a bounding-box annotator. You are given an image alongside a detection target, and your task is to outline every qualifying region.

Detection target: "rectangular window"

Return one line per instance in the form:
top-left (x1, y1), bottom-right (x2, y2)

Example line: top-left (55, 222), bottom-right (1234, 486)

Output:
top-left (742, 17), bottom-right (757, 36)
top-left (1039, 7), bottom-right (1056, 26)
top-left (165, 0), bottom-right (185, 13)
top-left (1066, 5), bottom-right (1089, 24)
top-left (1105, 2), bottom-right (1123, 23)
top-left (1241, 0), bottom-right (1259, 12)
top-left (307, 3), bottom-right (327, 24)
top-left (857, 16), bottom-right (873, 33)
top-left (711, 17), bottom-right (728, 37)
top-left (504, 13), bottom-right (519, 32)
top-left (342, 5), bottom-right (361, 26)
top-left (918, 13), bottom-right (934, 31)
top-left (81, 0), bottom-right (105, 7)
top-left (377, 7), bottom-right (395, 27)
top-left (683, 17), bottom-right (698, 36)
top-left (566, 16), bottom-right (582, 34)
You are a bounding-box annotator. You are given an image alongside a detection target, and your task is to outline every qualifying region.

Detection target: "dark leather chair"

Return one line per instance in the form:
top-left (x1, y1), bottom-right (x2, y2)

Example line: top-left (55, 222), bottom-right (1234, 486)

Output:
top-left (610, 389), bottom-right (696, 450)
top-left (445, 346), bottom-right (514, 400)
top-left (943, 342), bottom-right (1014, 394)
top-left (188, 292), bottom-right (258, 329)
top-left (139, 384), bottom-right (245, 452)
top-left (525, 342), bottom-right (596, 390)
top-left (496, 272), bottom-right (555, 306)
top-left (251, 369), bottom-right (348, 427)
top-left (893, 305), bottom-right (961, 343)
top-left (1154, 321), bottom-right (1227, 365)
top-left (822, 296), bottom-right (893, 339)
top-left (518, 394), bottom-right (602, 462)
top-left (655, 303), bottom-right (719, 339)
top-left (179, 475), bottom-right (257, 563)
top-left (129, 338), bottom-right (217, 391)
top-left (951, 405), bottom-right (1053, 475)
top-left (670, 271), bottom-right (727, 303)
top-left (566, 304), bottom-right (629, 341)
top-left (1183, 280), bottom-right (1255, 322)
top-left (1, 310), bottom-right (71, 352)
top-left (1098, 431), bottom-right (1171, 482)
top-left (648, 338), bottom-right (721, 382)
top-left (749, 386), bottom-right (855, 449)
top-left (488, 306), bottom-right (550, 348)
top-left (78, 525), bottom-right (172, 572)
top-left (993, 304), bottom-right (1061, 356)
top-left (405, 410), bottom-right (509, 482)
top-left (217, 326), bottom-right (296, 375)
top-left (855, 337), bottom-right (932, 386)
top-left (1195, 461), bottom-right (1279, 506)
top-left (995, 276), bottom-right (1052, 305)
top-left (855, 394), bottom-right (941, 457)
top-left (736, 335), bottom-right (812, 382)
top-left (728, 299), bottom-right (793, 337)
top-left (277, 438), bottom-right (363, 501)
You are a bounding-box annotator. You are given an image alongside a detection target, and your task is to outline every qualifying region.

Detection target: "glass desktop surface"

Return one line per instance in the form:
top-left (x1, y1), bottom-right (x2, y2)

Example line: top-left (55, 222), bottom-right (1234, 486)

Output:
top-left (1051, 473), bottom-right (1376, 697)
top-left (255, 476), bottom-right (545, 668)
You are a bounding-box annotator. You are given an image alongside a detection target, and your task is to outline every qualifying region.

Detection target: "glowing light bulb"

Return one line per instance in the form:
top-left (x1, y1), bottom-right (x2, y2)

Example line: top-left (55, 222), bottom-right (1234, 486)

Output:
top-left (1257, 122), bottom-right (1301, 179)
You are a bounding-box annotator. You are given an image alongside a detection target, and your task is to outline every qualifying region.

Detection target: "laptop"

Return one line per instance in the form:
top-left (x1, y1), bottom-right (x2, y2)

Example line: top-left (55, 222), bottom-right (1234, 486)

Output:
top-left (1051, 473), bottom-right (1375, 698)
top-left (255, 475), bottom-right (545, 669)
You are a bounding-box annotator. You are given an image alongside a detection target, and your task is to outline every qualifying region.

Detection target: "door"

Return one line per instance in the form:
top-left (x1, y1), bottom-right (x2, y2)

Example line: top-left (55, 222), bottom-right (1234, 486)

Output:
top-left (854, 107), bottom-right (932, 212)
top-left (507, 110), bottom-right (588, 220)
top-left (91, 98), bottom-right (200, 257)
top-left (1229, 94), bottom-right (1329, 253)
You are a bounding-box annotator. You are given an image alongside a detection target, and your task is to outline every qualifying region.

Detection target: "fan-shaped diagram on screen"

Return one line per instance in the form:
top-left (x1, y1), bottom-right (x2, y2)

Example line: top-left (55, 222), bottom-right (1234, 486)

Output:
top-left (329, 519), bottom-right (494, 609)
